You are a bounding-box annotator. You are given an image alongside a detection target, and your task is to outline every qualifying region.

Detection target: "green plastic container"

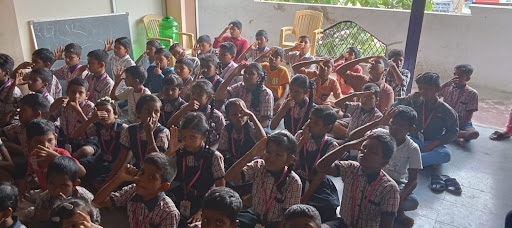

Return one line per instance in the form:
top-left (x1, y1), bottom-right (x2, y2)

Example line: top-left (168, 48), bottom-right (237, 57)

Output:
top-left (158, 16), bottom-right (179, 48)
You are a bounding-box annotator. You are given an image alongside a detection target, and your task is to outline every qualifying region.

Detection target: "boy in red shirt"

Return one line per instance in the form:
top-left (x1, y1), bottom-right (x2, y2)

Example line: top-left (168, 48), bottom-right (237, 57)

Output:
top-left (213, 20), bottom-right (250, 63)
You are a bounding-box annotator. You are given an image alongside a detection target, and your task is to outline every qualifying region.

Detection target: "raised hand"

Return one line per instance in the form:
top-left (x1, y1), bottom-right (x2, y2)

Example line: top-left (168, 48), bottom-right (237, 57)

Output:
top-left (282, 98), bottom-right (295, 111)
top-left (104, 38), bottom-right (114, 52)
top-left (96, 110), bottom-right (109, 121)
top-left (345, 133), bottom-right (371, 152)
top-left (249, 41), bottom-right (258, 51)
top-left (154, 63), bottom-right (163, 75)
top-left (77, 64), bottom-right (89, 74)
top-left (67, 100), bottom-right (82, 113)
top-left (293, 42), bottom-right (305, 51)
top-left (192, 44), bottom-right (200, 57)
top-left (184, 100), bottom-right (200, 111)
top-left (249, 136), bottom-right (269, 157)
top-left (301, 121), bottom-right (311, 143)
top-left (143, 116), bottom-right (157, 134)
top-left (234, 62), bottom-right (248, 75)
top-left (54, 46), bottom-right (64, 60)
top-left (62, 211), bottom-right (103, 228)
top-left (12, 70), bottom-right (24, 86)
top-left (224, 24), bottom-right (233, 32)
top-left (238, 101), bottom-right (253, 117)
top-left (379, 107), bottom-right (398, 126)
top-left (115, 164), bottom-right (138, 182)
top-left (1, 109), bottom-right (18, 126)
top-left (54, 96), bottom-right (70, 107)
top-left (165, 126), bottom-right (185, 156)
top-left (113, 68), bottom-right (125, 84)
top-left (16, 61), bottom-right (33, 70)
top-left (33, 145), bottom-right (59, 164)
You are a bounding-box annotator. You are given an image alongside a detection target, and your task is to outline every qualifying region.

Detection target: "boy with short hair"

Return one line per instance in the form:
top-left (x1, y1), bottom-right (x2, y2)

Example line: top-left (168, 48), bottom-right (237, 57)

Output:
top-left (32, 156), bottom-right (98, 226)
top-left (336, 55), bottom-right (395, 112)
top-left (174, 58), bottom-right (195, 101)
top-left (24, 119), bottom-right (86, 191)
top-left (317, 131), bottom-right (400, 228)
top-left (169, 43), bottom-right (201, 74)
top-left (93, 153), bottom-right (180, 228)
top-left (1, 94), bottom-right (50, 157)
top-left (104, 37), bottom-right (136, 94)
top-left (293, 59), bottom-right (342, 106)
top-left (332, 83), bottom-right (383, 140)
top-left (349, 106), bottom-right (422, 227)
top-left (193, 35), bottom-right (216, 58)
top-left (27, 68), bottom-right (54, 103)
top-left (213, 20), bottom-right (250, 63)
top-left (52, 43), bottom-right (87, 84)
top-left (238, 29), bottom-right (270, 63)
top-left (135, 40), bottom-right (161, 71)
top-left (283, 204), bottom-right (321, 228)
top-left (0, 182), bottom-right (26, 228)
top-left (385, 49), bottom-right (411, 99)
top-left (440, 64), bottom-right (479, 144)
top-left (258, 47), bottom-right (290, 112)
top-left (145, 48), bottom-right (174, 93)
top-left (200, 187), bottom-right (242, 228)
top-left (218, 42), bottom-right (240, 85)
top-left (0, 54), bottom-right (22, 127)
top-left (76, 49), bottom-right (114, 103)
top-left (157, 76), bottom-right (186, 126)
top-left (111, 66), bottom-right (151, 124)
top-left (284, 35), bottom-right (315, 73)
top-left (48, 78), bottom-right (95, 152)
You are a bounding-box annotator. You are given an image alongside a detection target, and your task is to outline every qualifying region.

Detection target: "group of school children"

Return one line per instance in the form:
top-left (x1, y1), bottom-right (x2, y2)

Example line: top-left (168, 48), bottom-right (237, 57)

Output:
top-left (0, 18), bottom-right (481, 228)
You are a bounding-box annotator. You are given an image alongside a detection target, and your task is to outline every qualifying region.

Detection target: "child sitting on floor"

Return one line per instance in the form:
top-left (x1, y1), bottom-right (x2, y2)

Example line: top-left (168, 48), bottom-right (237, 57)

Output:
top-left (199, 54), bottom-right (224, 92)
top-left (169, 43), bottom-right (201, 75)
top-left (49, 198), bottom-right (102, 228)
top-left (174, 58), bottom-right (195, 101)
top-left (111, 66), bottom-right (151, 124)
top-left (192, 35), bottom-right (216, 58)
top-left (135, 40), bottom-right (161, 71)
top-left (27, 68), bottom-right (54, 103)
top-left (238, 29), bottom-right (270, 63)
top-left (440, 64), bottom-right (479, 145)
top-left (293, 59), bottom-right (342, 106)
top-left (0, 54), bottom-right (22, 127)
top-left (225, 131), bottom-right (302, 228)
top-left (385, 49), bottom-right (411, 99)
top-left (76, 49), bottom-right (114, 103)
top-left (284, 36), bottom-right (315, 74)
top-left (103, 37), bottom-right (136, 95)
top-left (51, 43), bottom-right (87, 84)
top-left (0, 182), bottom-right (26, 228)
top-left (33, 156), bottom-right (98, 226)
top-left (333, 47), bottom-right (362, 95)
top-left (199, 187), bottom-right (242, 228)
top-left (93, 153), bottom-right (179, 228)
top-left (145, 48), bottom-right (174, 93)
top-left (157, 76), bottom-right (186, 126)
top-left (283, 204), bottom-right (322, 228)
top-left (259, 47), bottom-right (290, 113)
top-left (166, 113), bottom-right (226, 227)
top-left (217, 42), bottom-right (239, 85)
top-left (213, 20), bottom-right (250, 63)
top-left (317, 131), bottom-right (400, 228)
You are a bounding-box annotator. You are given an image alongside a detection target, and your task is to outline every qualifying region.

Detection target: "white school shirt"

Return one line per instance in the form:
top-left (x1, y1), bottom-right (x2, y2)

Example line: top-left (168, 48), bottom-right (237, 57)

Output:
top-left (109, 54), bottom-right (135, 93)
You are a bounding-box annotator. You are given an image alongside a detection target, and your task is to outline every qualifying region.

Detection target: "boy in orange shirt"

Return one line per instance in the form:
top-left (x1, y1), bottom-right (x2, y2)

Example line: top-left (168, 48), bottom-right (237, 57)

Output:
top-left (293, 59), bottom-right (342, 106)
top-left (258, 47), bottom-right (290, 113)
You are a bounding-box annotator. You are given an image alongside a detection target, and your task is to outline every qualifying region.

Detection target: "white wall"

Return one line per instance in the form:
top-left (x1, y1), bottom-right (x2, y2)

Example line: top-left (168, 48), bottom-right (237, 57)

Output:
top-left (197, 0), bottom-right (512, 93)
top-left (8, 0), bottom-right (164, 61)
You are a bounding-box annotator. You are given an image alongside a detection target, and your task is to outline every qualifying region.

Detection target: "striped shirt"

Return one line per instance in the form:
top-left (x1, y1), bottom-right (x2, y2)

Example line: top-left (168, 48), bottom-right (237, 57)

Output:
top-left (245, 47), bottom-right (270, 62)
top-left (51, 64), bottom-right (88, 82)
top-left (85, 73), bottom-right (114, 103)
top-left (49, 100), bottom-right (95, 136)
top-left (345, 102), bottom-right (383, 134)
top-left (440, 85), bottom-right (478, 125)
top-left (116, 87), bottom-right (151, 123)
top-left (385, 69), bottom-right (411, 99)
top-left (108, 54), bottom-right (135, 94)
top-left (49, 75), bottom-right (63, 99)
top-left (227, 82), bottom-right (274, 121)
top-left (110, 184), bottom-right (179, 228)
top-left (335, 161), bottom-right (400, 228)
top-left (242, 159), bottom-right (302, 223)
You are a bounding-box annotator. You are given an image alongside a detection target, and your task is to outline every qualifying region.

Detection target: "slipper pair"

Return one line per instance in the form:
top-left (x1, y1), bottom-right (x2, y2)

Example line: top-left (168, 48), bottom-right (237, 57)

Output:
top-left (490, 131), bottom-right (511, 141)
top-left (430, 175), bottom-right (462, 195)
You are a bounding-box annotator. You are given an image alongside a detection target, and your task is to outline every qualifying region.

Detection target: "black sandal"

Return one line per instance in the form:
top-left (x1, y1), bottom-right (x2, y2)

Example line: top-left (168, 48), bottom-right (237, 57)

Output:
top-left (430, 174), bottom-right (445, 193)
top-left (444, 177), bottom-right (462, 195)
top-left (490, 131), bottom-right (511, 140)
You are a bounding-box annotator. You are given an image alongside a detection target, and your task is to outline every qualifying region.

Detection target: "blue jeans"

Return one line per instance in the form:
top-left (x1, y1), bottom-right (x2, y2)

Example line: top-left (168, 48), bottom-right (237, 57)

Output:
top-left (410, 137), bottom-right (451, 167)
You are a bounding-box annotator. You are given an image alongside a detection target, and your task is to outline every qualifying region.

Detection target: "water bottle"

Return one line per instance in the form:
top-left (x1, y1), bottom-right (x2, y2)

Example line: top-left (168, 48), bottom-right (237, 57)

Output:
top-left (158, 16), bottom-right (179, 48)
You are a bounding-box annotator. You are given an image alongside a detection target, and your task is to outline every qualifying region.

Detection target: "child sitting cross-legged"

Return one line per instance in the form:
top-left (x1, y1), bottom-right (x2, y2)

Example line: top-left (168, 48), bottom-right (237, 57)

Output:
top-left (295, 105), bottom-right (340, 223)
top-left (32, 156), bottom-right (98, 227)
top-left (271, 74), bottom-right (316, 135)
top-left (331, 83), bottom-right (383, 141)
top-left (0, 182), bottom-right (26, 228)
top-left (93, 153), bottom-right (179, 228)
top-left (199, 187), bottom-right (243, 228)
top-left (49, 198), bottom-right (102, 228)
top-left (111, 66), bottom-right (151, 124)
top-left (145, 48), bottom-right (175, 94)
top-left (27, 68), bottom-right (55, 103)
top-left (165, 113), bottom-right (226, 227)
top-left (225, 131), bottom-right (302, 228)
top-left (292, 59), bottom-right (342, 106)
top-left (317, 131), bottom-right (400, 228)
top-left (348, 106), bottom-right (422, 228)
top-left (71, 97), bottom-right (127, 191)
top-left (283, 204), bottom-right (322, 228)
top-left (156, 76), bottom-right (186, 127)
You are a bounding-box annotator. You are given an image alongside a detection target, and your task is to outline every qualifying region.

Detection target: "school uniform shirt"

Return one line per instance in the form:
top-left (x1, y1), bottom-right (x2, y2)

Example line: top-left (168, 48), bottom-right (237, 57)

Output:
top-left (440, 85), bottom-right (478, 126)
top-left (119, 123), bottom-right (170, 166)
top-left (366, 128), bottom-right (423, 183)
top-left (49, 100), bottom-right (95, 137)
top-left (394, 98), bottom-right (458, 145)
top-left (179, 76), bottom-right (194, 101)
top-left (116, 87), bottom-right (152, 123)
top-left (51, 64), bottom-right (88, 83)
top-left (186, 56), bottom-right (201, 77)
top-left (1, 123), bottom-right (27, 156)
top-left (193, 105), bottom-right (225, 146)
top-left (217, 121), bottom-right (257, 168)
top-left (313, 76), bottom-right (342, 105)
top-left (345, 102), bottom-right (383, 135)
top-left (385, 69), bottom-right (411, 99)
top-left (227, 82), bottom-right (274, 121)
top-left (245, 47), bottom-right (270, 62)
top-left (49, 75), bottom-right (63, 99)
top-left (203, 75), bottom-right (224, 92)
top-left (85, 120), bottom-right (128, 163)
top-left (333, 61), bottom-right (363, 95)
top-left (284, 52), bottom-right (315, 72)
top-left (242, 159), bottom-right (302, 223)
top-left (85, 73), bottom-right (114, 103)
top-left (36, 186), bottom-right (100, 224)
top-left (109, 54), bottom-right (136, 94)
top-left (0, 79), bottom-right (22, 123)
top-left (284, 98), bottom-right (315, 135)
top-left (28, 148), bottom-right (79, 190)
top-left (137, 55), bottom-right (155, 71)
top-left (335, 161), bottom-right (400, 228)
top-left (261, 62), bottom-right (291, 99)
top-left (213, 35), bottom-right (250, 63)
top-left (110, 184), bottom-right (180, 228)
top-left (145, 66), bottom-right (174, 93)
top-left (32, 90), bottom-right (54, 104)
top-left (294, 131), bottom-right (338, 179)
top-left (342, 73), bottom-right (395, 112)
top-left (219, 61), bottom-right (240, 86)
top-left (159, 97), bottom-right (186, 126)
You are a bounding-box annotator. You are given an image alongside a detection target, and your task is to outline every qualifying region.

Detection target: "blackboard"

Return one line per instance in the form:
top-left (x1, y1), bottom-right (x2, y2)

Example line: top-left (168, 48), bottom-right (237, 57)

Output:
top-left (30, 13), bottom-right (133, 70)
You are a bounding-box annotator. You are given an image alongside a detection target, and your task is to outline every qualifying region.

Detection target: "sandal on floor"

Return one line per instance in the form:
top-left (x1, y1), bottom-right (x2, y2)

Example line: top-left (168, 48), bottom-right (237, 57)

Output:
top-left (490, 131), bottom-right (510, 140)
top-left (444, 177), bottom-right (462, 195)
top-left (429, 175), bottom-right (445, 193)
